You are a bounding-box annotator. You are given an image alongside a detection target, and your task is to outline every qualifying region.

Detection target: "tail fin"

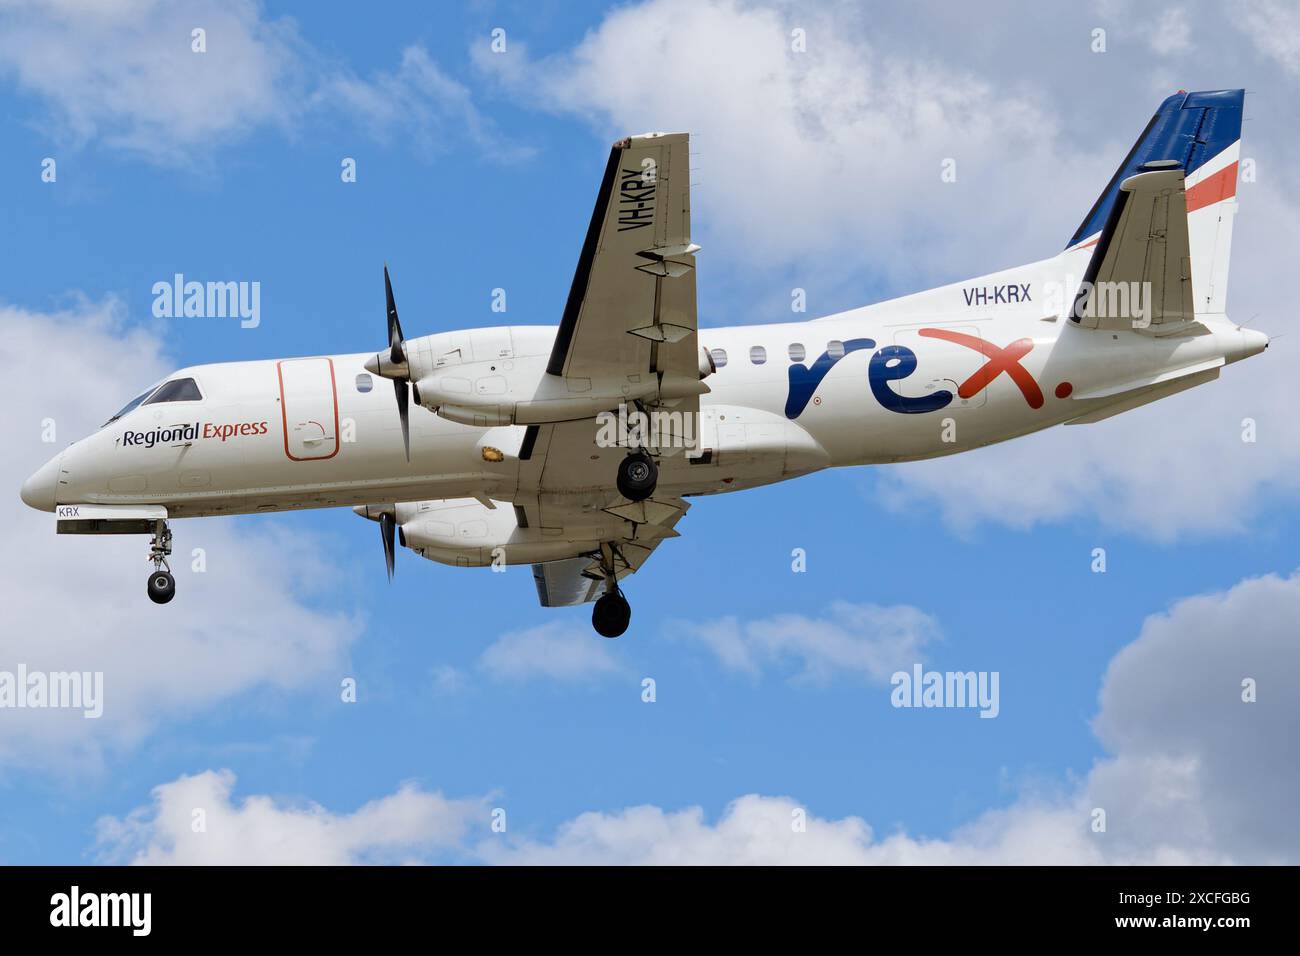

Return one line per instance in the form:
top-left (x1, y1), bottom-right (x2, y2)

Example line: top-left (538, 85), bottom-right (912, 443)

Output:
top-left (1067, 89), bottom-right (1244, 317)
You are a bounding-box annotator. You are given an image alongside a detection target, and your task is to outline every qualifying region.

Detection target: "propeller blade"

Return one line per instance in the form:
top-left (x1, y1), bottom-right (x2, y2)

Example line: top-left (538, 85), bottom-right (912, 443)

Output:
top-left (384, 263), bottom-right (405, 366)
top-left (380, 511), bottom-right (396, 580)
top-left (394, 377), bottom-right (410, 462)
top-left (381, 263), bottom-right (411, 462)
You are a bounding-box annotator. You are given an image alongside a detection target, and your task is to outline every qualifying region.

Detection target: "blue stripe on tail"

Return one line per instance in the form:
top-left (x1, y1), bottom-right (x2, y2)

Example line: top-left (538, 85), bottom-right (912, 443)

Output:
top-left (1067, 89), bottom-right (1244, 249)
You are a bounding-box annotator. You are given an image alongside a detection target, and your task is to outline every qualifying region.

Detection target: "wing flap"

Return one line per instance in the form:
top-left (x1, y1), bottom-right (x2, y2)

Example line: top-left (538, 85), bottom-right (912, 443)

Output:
top-left (533, 557), bottom-right (604, 607)
top-left (528, 494), bottom-right (690, 607)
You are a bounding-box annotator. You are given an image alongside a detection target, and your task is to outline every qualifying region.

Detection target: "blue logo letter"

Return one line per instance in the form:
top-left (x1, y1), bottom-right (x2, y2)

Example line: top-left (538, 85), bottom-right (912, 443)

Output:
top-left (868, 345), bottom-right (953, 414)
top-left (785, 338), bottom-right (876, 419)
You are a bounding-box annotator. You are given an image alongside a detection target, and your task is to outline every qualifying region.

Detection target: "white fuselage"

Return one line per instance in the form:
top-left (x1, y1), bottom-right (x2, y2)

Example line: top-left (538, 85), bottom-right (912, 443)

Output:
top-left (22, 248), bottom-right (1268, 565)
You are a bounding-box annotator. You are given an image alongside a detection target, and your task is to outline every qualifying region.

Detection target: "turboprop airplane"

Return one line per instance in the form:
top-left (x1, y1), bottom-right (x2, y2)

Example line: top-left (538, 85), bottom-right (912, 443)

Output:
top-left (21, 89), bottom-right (1266, 637)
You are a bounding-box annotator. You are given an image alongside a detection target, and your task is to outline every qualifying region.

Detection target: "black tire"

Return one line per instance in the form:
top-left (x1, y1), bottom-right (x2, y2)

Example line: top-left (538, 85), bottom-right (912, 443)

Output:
top-left (616, 452), bottom-right (657, 502)
top-left (147, 570), bottom-right (176, 605)
top-left (592, 591), bottom-right (631, 638)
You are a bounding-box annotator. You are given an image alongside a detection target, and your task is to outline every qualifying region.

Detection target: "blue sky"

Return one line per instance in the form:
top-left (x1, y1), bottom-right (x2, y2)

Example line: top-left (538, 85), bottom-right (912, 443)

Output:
top-left (2, 0), bottom-right (1298, 864)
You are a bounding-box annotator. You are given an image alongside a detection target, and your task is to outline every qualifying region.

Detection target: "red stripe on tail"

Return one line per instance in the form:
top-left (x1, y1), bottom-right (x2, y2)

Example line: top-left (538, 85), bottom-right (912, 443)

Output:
top-left (1186, 161), bottom-right (1238, 213)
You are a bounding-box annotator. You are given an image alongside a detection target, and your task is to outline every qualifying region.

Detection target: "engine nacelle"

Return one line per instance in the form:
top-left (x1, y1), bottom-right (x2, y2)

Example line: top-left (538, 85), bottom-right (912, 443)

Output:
top-left (402, 325), bottom-right (708, 427)
top-left (397, 498), bottom-right (604, 568)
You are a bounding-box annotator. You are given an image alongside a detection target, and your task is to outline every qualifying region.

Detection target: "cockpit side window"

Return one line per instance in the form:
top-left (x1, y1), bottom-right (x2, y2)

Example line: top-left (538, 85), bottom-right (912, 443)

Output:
top-left (143, 378), bottom-right (203, 405)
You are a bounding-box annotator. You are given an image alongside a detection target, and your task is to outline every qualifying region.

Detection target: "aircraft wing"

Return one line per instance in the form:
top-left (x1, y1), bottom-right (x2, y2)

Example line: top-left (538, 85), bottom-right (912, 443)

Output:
top-left (524, 132), bottom-right (701, 608)
top-left (530, 504), bottom-right (685, 607)
top-left (1071, 162), bottom-right (1197, 332)
top-left (546, 132), bottom-right (702, 403)
top-left (520, 417), bottom-right (691, 608)
top-left (527, 492), bottom-right (690, 608)
top-left (532, 557), bottom-right (605, 607)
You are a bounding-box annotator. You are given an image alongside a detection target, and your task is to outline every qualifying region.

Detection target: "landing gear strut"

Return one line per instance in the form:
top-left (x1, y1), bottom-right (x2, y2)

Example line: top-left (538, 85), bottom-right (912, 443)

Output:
top-left (591, 543), bottom-right (631, 638)
top-left (616, 450), bottom-right (657, 502)
top-left (146, 519), bottom-right (175, 605)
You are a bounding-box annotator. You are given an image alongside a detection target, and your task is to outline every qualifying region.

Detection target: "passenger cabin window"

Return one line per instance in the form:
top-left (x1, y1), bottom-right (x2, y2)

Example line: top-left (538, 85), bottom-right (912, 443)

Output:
top-left (827, 340), bottom-right (846, 359)
top-left (143, 377), bottom-right (203, 404)
top-left (710, 348), bottom-right (728, 369)
top-left (355, 372), bottom-right (374, 393)
top-left (788, 343), bottom-right (806, 362)
top-left (749, 346), bottom-right (767, 365)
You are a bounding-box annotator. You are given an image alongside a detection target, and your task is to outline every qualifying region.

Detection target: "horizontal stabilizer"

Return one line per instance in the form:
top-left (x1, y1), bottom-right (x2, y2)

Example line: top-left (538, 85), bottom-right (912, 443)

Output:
top-left (1065, 367), bottom-right (1220, 425)
top-left (1071, 356), bottom-right (1224, 401)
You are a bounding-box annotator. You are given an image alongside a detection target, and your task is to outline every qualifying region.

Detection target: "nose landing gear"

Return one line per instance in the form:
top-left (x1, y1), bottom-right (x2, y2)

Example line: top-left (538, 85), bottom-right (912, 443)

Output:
top-left (146, 519), bottom-right (175, 605)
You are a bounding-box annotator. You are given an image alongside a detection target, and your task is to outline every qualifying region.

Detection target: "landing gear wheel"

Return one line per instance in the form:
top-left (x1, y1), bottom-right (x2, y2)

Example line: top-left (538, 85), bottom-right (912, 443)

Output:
top-left (147, 570), bottom-right (176, 605)
top-left (146, 518), bottom-right (175, 605)
top-left (617, 451), bottom-right (658, 502)
top-left (592, 590), bottom-right (631, 638)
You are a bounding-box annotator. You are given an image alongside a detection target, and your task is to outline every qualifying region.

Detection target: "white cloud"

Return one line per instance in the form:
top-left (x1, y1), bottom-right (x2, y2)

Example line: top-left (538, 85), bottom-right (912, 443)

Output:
top-left (485, 795), bottom-right (881, 865)
top-left (0, 0), bottom-right (305, 159)
top-left (1087, 569), bottom-right (1300, 861)
top-left (318, 45), bottom-right (535, 163)
top-left (94, 769), bottom-right (481, 864)
top-left (588, 571), bottom-right (1298, 863)
top-left (483, 793), bottom-right (1123, 865)
top-left (675, 601), bottom-right (940, 684)
top-left (430, 663), bottom-right (468, 695)
top-left (96, 569), bottom-right (1300, 863)
top-left (0, 0), bottom-right (519, 164)
top-left (0, 298), bottom-right (362, 777)
top-left (474, 0), bottom-right (1096, 289)
top-left (1232, 0), bottom-right (1300, 75)
top-left (477, 621), bottom-right (627, 684)
top-left (1148, 7), bottom-right (1194, 56)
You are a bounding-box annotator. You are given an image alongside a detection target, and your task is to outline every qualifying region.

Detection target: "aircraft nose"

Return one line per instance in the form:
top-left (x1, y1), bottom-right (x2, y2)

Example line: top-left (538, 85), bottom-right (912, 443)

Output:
top-left (20, 453), bottom-right (61, 512)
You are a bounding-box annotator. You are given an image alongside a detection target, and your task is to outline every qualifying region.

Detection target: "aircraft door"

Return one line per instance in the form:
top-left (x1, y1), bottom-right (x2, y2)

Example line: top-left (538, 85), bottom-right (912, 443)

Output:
top-left (278, 358), bottom-right (339, 460)
top-left (892, 324), bottom-right (988, 409)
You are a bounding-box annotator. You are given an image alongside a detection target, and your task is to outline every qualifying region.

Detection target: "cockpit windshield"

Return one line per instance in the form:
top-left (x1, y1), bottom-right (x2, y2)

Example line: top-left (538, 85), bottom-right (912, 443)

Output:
top-left (103, 376), bottom-right (202, 426)
top-left (143, 377), bottom-right (202, 404)
top-left (103, 384), bottom-right (161, 426)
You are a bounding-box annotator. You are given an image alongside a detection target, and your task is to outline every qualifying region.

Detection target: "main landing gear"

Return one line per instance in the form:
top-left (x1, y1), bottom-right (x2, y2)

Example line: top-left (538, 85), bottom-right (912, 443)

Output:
top-left (146, 519), bottom-right (175, 605)
top-left (591, 543), bottom-right (631, 638)
top-left (616, 450), bottom-right (657, 502)
top-left (592, 587), bottom-right (631, 638)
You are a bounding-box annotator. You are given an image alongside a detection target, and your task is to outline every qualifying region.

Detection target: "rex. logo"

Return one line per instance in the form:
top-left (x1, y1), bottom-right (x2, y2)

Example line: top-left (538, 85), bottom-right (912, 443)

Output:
top-left (784, 329), bottom-right (1044, 419)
